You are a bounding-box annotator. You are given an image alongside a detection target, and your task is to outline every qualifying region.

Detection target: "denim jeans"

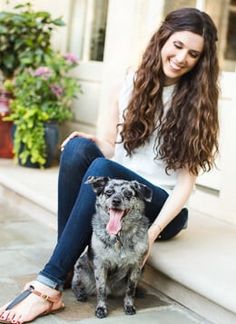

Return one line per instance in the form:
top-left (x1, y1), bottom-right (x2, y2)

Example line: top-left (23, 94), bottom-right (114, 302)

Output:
top-left (37, 137), bottom-right (188, 290)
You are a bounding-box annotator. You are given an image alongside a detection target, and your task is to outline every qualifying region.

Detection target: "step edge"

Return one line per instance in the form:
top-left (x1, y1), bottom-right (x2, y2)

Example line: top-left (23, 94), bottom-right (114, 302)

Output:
top-left (143, 265), bottom-right (236, 324)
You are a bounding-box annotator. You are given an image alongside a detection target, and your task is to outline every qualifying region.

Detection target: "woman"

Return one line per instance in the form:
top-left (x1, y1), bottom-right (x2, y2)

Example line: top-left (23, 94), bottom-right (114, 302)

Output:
top-left (0, 7), bottom-right (219, 324)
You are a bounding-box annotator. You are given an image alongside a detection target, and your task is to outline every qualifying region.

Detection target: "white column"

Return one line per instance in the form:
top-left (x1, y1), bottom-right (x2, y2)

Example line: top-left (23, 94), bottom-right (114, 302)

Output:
top-left (217, 72), bottom-right (236, 224)
top-left (196, 0), bottom-right (205, 10)
top-left (96, 0), bottom-right (164, 135)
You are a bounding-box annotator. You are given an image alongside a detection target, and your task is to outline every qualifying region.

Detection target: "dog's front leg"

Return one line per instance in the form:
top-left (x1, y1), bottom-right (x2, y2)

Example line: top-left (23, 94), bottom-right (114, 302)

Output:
top-left (94, 264), bottom-right (108, 318)
top-left (124, 267), bottom-right (142, 315)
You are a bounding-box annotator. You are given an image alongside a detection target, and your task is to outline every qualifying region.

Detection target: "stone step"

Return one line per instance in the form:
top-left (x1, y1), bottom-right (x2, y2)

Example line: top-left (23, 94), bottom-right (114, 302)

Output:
top-left (0, 159), bottom-right (235, 324)
top-left (144, 212), bottom-right (236, 324)
top-left (0, 159), bottom-right (57, 229)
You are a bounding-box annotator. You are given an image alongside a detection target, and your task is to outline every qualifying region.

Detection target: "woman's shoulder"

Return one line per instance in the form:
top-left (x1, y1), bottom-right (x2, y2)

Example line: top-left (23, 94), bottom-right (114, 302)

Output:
top-left (118, 67), bottom-right (136, 112)
top-left (123, 67), bottom-right (136, 86)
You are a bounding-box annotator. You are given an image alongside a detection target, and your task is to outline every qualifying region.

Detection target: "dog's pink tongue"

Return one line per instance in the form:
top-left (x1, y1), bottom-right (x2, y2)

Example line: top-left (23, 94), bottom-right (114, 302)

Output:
top-left (106, 209), bottom-right (124, 235)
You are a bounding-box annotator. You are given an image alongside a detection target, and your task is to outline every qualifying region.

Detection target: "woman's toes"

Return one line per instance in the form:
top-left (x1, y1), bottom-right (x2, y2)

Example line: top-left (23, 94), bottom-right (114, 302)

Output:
top-left (0, 310), bottom-right (10, 321)
top-left (11, 313), bottom-right (22, 324)
top-left (7, 311), bottom-right (16, 322)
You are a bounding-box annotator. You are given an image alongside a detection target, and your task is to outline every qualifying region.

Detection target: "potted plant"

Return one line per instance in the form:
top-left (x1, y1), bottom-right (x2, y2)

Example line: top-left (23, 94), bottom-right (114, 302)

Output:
top-left (0, 2), bottom-right (65, 79)
top-left (5, 52), bottom-right (81, 168)
top-left (0, 1), bottom-right (65, 158)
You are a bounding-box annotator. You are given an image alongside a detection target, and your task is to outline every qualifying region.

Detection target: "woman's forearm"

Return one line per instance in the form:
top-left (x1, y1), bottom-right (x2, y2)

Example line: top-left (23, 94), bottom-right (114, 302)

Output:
top-left (95, 137), bottom-right (115, 159)
top-left (150, 170), bottom-right (196, 240)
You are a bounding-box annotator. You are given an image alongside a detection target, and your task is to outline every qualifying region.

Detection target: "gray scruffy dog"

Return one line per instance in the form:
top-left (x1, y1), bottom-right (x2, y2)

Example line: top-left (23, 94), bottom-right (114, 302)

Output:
top-left (72, 176), bottom-right (152, 318)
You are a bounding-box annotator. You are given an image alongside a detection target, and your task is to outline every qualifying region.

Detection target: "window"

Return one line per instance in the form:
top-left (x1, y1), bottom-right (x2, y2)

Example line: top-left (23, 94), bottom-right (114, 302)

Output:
top-left (224, 0), bottom-right (236, 64)
top-left (69, 0), bottom-right (109, 62)
top-left (163, 0), bottom-right (196, 15)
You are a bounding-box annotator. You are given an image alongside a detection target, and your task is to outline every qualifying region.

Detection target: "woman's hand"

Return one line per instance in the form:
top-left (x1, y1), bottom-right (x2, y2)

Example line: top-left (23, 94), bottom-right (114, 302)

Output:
top-left (60, 131), bottom-right (96, 151)
top-left (142, 226), bottom-right (159, 267)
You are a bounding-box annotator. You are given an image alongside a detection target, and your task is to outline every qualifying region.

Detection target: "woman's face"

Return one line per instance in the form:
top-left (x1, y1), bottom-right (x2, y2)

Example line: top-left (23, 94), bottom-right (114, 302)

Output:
top-left (161, 31), bottom-right (204, 85)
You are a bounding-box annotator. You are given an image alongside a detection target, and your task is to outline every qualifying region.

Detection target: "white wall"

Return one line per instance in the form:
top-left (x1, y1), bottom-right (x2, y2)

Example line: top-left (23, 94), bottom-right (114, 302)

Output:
top-left (97, 0), bottom-right (165, 135)
top-left (189, 72), bottom-right (236, 225)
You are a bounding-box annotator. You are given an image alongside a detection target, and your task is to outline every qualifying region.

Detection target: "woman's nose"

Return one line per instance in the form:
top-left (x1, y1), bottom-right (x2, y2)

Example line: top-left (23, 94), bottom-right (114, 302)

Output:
top-left (175, 50), bottom-right (188, 65)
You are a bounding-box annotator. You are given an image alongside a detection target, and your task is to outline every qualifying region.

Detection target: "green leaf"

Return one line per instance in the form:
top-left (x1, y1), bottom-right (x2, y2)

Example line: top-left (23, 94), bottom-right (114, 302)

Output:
top-left (52, 18), bottom-right (65, 26)
top-left (14, 4), bottom-right (27, 10)
top-left (0, 25), bottom-right (8, 33)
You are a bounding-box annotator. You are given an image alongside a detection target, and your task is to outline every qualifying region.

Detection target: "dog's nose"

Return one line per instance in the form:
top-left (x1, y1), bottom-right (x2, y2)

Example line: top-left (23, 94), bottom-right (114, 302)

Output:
top-left (111, 196), bottom-right (122, 207)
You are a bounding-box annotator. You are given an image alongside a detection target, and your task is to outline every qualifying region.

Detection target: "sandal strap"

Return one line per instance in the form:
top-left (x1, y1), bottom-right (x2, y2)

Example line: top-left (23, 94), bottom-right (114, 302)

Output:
top-left (5, 285), bottom-right (61, 313)
top-left (5, 286), bottom-right (34, 311)
top-left (31, 287), bottom-right (61, 303)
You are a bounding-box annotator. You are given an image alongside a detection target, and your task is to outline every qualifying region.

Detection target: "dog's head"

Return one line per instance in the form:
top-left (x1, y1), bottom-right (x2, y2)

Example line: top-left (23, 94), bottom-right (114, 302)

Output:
top-left (86, 176), bottom-right (152, 236)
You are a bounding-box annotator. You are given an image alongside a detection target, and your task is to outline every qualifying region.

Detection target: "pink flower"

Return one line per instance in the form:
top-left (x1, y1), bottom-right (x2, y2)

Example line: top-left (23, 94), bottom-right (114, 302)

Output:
top-left (63, 53), bottom-right (78, 64)
top-left (50, 84), bottom-right (64, 98)
top-left (33, 67), bottom-right (52, 79)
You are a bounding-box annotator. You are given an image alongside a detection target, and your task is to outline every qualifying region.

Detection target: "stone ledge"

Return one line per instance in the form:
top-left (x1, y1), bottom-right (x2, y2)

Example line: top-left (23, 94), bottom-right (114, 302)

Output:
top-left (143, 266), bottom-right (236, 324)
top-left (0, 159), bottom-right (58, 215)
top-left (146, 210), bottom-right (236, 324)
top-left (0, 183), bottom-right (56, 229)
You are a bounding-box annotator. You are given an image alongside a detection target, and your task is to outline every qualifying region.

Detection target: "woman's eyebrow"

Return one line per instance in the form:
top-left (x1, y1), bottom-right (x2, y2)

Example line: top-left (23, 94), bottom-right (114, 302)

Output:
top-left (174, 40), bottom-right (201, 54)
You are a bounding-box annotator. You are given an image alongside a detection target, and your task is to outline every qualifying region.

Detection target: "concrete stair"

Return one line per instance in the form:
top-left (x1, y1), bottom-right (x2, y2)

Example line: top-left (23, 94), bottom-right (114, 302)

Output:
top-left (0, 159), bottom-right (235, 324)
top-left (144, 212), bottom-right (236, 324)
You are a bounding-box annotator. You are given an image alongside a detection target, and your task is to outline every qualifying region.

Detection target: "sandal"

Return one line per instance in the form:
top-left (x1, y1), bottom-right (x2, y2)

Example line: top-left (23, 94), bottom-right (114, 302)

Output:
top-left (0, 285), bottom-right (64, 323)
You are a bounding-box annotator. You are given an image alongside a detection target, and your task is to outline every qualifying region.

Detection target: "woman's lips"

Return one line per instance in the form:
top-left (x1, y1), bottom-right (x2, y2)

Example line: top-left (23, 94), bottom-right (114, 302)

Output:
top-left (169, 59), bottom-right (182, 71)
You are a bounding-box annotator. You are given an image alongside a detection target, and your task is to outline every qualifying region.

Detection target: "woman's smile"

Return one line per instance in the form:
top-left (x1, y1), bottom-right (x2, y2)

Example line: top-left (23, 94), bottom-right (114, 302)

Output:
top-left (168, 59), bottom-right (183, 71)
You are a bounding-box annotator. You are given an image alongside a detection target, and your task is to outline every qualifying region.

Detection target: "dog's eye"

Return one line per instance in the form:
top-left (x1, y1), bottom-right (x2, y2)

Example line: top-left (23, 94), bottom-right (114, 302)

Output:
top-left (105, 189), bottom-right (114, 197)
top-left (123, 189), bottom-right (133, 199)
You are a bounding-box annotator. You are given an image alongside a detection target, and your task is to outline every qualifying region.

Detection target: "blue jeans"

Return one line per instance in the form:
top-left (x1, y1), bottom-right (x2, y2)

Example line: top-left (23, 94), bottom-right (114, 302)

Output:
top-left (37, 137), bottom-right (188, 290)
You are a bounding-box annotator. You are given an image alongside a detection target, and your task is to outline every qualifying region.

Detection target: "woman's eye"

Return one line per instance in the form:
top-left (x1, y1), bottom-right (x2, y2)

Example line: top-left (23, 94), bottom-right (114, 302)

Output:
top-left (189, 52), bottom-right (200, 59)
top-left (174, 42), bottom-right (182, 49)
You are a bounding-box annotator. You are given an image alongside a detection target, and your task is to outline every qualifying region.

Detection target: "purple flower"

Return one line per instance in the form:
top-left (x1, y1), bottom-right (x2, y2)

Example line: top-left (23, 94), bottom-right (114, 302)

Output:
top-left (33, 67), bottom-right (52, 79)
top-left (63, 53), bottom-right (78, 64)
top-left (50, 84), bottom-right (64, 98)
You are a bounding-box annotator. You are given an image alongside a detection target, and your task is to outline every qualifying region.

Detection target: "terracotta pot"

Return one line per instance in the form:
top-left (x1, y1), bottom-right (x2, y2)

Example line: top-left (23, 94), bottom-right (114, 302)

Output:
top-left (0, 89), bottom-right (13, 158)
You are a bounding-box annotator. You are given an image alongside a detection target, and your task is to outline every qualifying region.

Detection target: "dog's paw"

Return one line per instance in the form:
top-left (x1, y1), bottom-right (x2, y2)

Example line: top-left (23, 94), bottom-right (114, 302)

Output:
top-left (95, 306), bottom-right (108, 318)
top-left (124, 304), bottom-right (136, 315)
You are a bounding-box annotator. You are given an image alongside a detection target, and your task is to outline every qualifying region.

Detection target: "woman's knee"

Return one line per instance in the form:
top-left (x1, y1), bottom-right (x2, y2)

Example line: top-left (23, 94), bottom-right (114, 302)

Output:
top-left (86, 158), bottom-right (115, 177)
top-left (60, 137), bottom-right (99, 168)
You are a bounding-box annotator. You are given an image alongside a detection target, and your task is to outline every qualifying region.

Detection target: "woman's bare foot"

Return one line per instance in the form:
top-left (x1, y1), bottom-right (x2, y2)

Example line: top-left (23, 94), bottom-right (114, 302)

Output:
top-left (0, 281), bottom-right (64, 324)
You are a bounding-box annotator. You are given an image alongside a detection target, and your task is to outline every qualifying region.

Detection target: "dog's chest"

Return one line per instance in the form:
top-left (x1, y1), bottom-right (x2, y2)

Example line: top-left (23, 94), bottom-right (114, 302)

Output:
top-left (92, 233), bottom-right (147, 266)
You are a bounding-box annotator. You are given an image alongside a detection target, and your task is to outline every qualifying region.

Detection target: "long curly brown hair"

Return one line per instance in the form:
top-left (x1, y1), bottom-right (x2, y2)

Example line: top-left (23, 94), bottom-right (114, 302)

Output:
top-left (120, 8), bottom-right (219, 175)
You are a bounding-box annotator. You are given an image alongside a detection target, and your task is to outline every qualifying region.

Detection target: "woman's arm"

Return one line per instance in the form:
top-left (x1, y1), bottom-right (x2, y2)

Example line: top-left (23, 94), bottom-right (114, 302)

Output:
top-left (95, 97), bottom-right (119, 158)
top-left (151, 169), bottom-right (196, 238)
top-left (143, 169), bottom-right (196, 265)
top-left (60, 98), bottom-right (119, 159)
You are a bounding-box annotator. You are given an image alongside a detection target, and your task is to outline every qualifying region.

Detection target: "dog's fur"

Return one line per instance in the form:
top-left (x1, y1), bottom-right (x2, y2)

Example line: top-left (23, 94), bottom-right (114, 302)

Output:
top-left (72, 176), bottom-right (152, 318)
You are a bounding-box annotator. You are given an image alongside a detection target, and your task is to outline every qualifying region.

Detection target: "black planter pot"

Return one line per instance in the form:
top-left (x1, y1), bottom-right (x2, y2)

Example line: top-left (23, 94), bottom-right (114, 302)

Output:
top-left (12, 122), bottom-right (60, 168)
top-left (43, 122), bottom-right (60, 168)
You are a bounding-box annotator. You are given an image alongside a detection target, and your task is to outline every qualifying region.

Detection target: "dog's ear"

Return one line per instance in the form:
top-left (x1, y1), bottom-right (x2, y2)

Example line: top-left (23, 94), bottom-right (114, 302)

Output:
top-left (131, 181), bottom-right (153, 202)
top-left (85, 176), bottom-right (110, 195)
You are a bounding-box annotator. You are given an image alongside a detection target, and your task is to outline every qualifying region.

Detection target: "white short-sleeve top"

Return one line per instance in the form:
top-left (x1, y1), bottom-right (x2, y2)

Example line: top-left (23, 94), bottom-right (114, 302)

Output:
top-left (112, 72), bottom-right (180, 193)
